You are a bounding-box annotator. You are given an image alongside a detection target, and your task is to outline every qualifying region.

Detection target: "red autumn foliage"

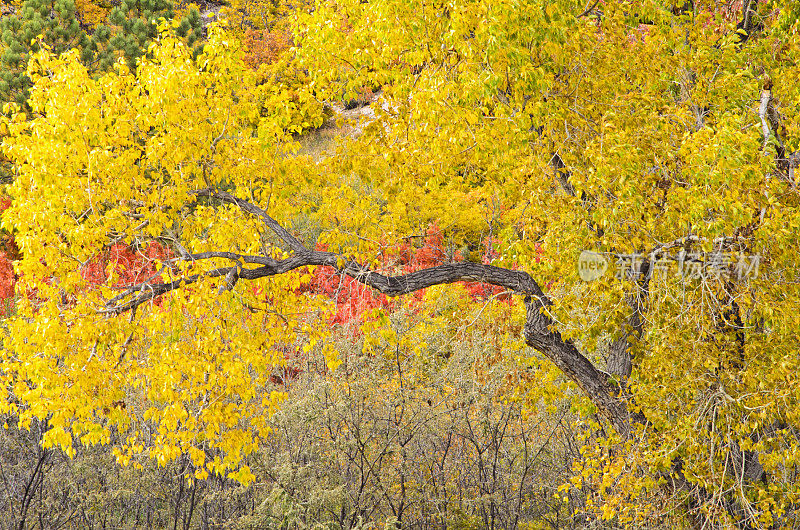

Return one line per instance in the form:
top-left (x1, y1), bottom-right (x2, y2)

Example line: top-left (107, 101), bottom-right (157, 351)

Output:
top-left (81, 242), bottom-right (171, 288)
top-left (1, 193), bottom-right (178, 315)
top-left (80, 241), bottom-right (172, 309)
top-left (304, 242), bottom-right (395, 326)
top-left (0, 259), bottom-right (14, 315)
top-left (301, 224), bottom-right (543, 327)
top-left (0, 197), bottom-right (18, 315)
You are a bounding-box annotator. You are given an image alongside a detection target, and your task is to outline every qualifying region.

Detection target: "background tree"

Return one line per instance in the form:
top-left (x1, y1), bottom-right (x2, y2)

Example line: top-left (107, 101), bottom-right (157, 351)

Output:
top-left (0, 0), bottom-right (88, 107)
top-left (292, 0), bottom-right (800, 524)
top-left (90, 0), bottom-right (203, 71)
top-left (0, 0), bottom-right (204, 109)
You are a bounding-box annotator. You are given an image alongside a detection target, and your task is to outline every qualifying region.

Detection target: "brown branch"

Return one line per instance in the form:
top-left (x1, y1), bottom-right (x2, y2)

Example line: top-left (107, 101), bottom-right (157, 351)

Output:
top-left (193, 189), bottom-right (309, 254)
top-left (101, 221), bottom-right (636, 436)
top-left (576, 0), bottom-right (601, 18)
top-left (606, 258), bottom-right (650, 380)
top-left (735, 0), bottom-right (757, 43)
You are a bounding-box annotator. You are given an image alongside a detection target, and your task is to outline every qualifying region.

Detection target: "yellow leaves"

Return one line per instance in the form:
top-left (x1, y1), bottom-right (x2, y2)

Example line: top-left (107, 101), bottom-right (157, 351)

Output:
top-left (0, 22), bottom-right (323, 484)
top-left (74, 0), bottom-right (108, 28)
top-left (228, 465), bottom-right (256, 487)
top-left (42, 426), bottom-right (75, 458)
top-left (600, 504), bottom-right (616, 521)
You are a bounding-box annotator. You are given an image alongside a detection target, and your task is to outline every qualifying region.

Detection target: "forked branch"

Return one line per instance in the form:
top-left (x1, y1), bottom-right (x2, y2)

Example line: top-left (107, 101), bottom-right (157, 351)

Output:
top-left (101, 189), bottom-right (638, 435)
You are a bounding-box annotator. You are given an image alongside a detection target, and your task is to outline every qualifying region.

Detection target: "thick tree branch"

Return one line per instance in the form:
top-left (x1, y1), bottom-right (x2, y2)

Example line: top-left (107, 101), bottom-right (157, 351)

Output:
top-left (193, 188), bottom-right (310, 254)
top-left (606, 258), bottom-right (650, 380)
top-left (101, 190), bottom-right (638, 435)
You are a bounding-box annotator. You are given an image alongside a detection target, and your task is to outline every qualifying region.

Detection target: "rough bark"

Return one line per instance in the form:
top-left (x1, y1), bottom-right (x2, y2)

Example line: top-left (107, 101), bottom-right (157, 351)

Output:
top-left (550, 151), bottom-right (643, 382)
top-left (104, 189), bottom-right (637, 436)
top-left (607, 258), bottom-right (650, 380)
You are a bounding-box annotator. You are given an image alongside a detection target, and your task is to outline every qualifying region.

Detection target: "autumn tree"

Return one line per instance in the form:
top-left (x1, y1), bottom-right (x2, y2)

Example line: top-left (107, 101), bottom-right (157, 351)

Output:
top-left (2, 1), bottom-right (800, 528)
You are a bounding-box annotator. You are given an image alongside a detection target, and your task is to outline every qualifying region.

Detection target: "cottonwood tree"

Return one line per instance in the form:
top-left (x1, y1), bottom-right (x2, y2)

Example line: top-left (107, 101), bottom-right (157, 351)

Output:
top-left (1, 1), bottom-right (799, 527)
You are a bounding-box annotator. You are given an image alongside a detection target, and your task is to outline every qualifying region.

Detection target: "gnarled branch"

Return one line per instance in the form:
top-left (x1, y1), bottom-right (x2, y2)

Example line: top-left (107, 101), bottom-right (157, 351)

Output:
top-left (102, 190), bottom-right (637, 435)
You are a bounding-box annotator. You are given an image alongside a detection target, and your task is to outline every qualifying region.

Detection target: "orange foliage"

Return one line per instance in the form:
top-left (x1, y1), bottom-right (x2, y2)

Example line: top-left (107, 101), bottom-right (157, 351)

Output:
top-left (0, 193), bottom-right (174, 315)
top-left (81, 241), bottom-right (171, 288)
top-left (0, 254), bottom-right (13, 315)
top-left (242, 29), bottom-right (290, 70)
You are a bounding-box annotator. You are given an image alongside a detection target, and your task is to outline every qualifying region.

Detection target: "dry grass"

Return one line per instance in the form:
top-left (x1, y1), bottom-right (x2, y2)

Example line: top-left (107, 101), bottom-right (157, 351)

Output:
top-left (294, 100), bottom-right (379, 161)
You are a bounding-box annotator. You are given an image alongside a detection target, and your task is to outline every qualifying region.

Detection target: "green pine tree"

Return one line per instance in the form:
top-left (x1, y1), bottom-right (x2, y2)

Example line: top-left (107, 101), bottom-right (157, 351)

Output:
top-left (0, 0), bottom-right (204, 110)
top-left (0, 0), bottom-right (89, 108)
top-left (91, 0), bottom-right (203, 71)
